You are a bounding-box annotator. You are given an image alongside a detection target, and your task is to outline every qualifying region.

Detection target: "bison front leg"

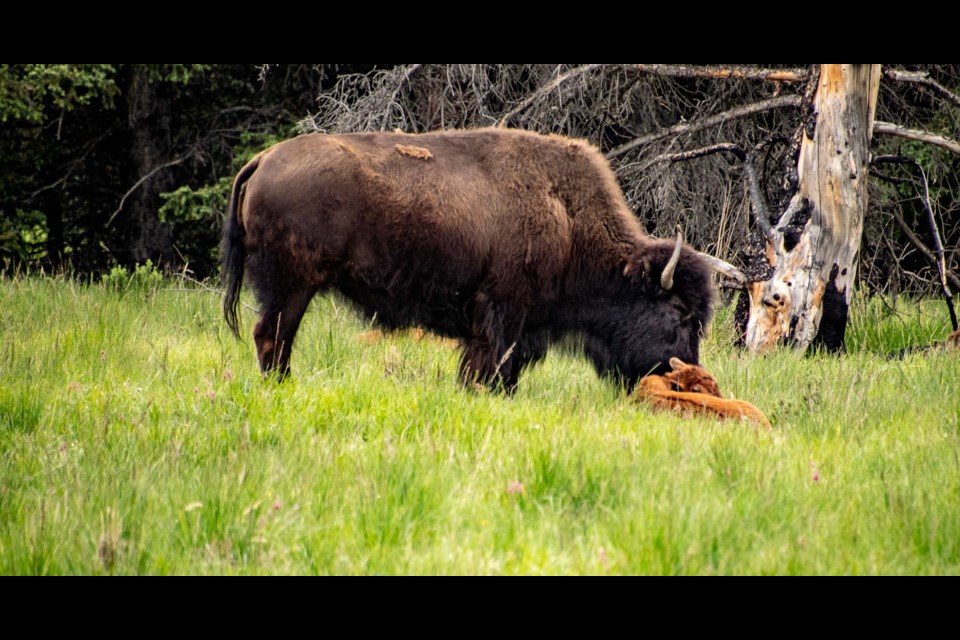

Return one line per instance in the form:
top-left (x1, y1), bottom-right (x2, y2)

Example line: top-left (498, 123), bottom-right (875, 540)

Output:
top-left (502, 332), bottom-right (548, 393)
top-left (459, 292), bottom-right (525, 392)
top-left (253, 289), bottom-right (315, 380)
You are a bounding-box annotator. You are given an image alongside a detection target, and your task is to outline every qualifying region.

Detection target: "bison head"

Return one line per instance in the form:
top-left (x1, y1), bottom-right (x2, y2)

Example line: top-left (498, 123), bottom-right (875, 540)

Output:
top-left (664, 357), bottom-right (722, 396)
top-left (585, 234), bottom-right (715, 388)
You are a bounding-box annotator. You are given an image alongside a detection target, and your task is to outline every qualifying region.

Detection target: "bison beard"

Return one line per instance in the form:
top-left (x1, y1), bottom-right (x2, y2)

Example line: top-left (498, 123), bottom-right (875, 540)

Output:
top-left (222, 128), bottom-right (717, 392)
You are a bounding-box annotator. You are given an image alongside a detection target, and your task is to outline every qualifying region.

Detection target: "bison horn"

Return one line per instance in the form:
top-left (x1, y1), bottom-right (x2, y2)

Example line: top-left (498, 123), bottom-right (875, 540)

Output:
top-left (695, 253), bottom-right (748, 287)
top-left (661, 226), bottom-right (683, 291)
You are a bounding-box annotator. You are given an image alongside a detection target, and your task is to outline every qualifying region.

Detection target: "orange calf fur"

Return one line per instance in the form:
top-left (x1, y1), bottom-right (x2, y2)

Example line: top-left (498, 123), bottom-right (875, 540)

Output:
top-left (634, 358), bottom-right (771, 428)
top-left (358, 328), bottom-right (459, 348)
top-left (660, 359), bottom-right (722, 397)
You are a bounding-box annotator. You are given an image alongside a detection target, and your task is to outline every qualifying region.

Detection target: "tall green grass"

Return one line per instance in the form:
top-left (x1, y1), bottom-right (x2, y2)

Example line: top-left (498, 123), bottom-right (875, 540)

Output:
top-left (0, 276), bottom-right (957, 574)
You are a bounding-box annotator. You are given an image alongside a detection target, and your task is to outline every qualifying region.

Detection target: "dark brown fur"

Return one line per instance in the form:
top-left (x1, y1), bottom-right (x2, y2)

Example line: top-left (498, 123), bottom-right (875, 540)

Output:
top-left (222, 128), bottom-right (715, 390)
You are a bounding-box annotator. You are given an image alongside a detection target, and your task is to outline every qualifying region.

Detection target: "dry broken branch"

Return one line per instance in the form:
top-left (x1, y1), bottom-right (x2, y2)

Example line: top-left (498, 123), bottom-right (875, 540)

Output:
top-left (873, 154), bottom-right (958, 329)
top-left (106, 156), bottom-right (188, 227)
top-left (889, 210), bottom-right (960, 292)
top-left (606, 94), bottom-right (803, 159)
top-left (643, 143), bottom-right (746, 169)
top-left (883, 69), bottom-right (960, 109)
top-left (644, 141), bottom-right (776, 242)
top-left (498, 64), bottom-right (602, 127)
top-left (910, 161), bottom-right (956, 329)
top-left (743, 146), bottom-right (776, 243)
top-left (873, 121), bottom-right (960, 156)
top-left (630, 65), bottom-right (807, 82)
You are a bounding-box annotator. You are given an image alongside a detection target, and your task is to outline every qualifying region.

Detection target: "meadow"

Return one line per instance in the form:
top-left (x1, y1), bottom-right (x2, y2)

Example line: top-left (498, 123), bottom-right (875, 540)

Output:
top-left (1, 273), bottom-right (958, 575)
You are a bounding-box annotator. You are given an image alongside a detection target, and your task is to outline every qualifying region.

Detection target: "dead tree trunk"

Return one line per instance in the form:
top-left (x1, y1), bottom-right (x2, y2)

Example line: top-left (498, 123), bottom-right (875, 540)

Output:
top-left (125, 64), bottom-right (174, 265)
top-left (745, 65), bottom-right (882, 352)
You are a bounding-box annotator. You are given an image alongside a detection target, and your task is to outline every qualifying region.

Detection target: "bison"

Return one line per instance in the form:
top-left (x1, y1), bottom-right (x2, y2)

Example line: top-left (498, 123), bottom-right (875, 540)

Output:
top-left (222, 128), bottom-right (732, 391)
top-left (633, 358), bottom-right (771, 427)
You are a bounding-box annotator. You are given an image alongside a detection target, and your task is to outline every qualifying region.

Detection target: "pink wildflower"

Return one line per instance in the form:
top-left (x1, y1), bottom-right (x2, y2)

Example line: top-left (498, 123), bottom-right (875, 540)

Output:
top-left (506, 480), bottom-right (525, 495)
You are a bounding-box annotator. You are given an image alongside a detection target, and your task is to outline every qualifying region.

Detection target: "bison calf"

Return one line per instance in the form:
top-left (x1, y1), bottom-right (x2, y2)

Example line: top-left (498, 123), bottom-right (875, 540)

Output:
top-left (634, 358), bottom-right (771, 427)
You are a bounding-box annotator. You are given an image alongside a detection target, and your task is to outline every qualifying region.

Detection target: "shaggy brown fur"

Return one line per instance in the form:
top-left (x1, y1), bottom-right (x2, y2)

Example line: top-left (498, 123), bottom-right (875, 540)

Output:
top-left (634, 358), bottom-right (771, 428)
top-left (949, 328), bottom-right (960, 348)
top-left (222, 128), bottom-right (715, 390)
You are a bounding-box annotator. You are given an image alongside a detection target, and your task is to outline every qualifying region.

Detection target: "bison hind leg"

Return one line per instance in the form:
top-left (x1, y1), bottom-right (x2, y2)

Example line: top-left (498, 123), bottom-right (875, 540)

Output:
top-left (246, 246), bottom-right (326, 380)
top-left (253, 288), bottom-right (316, 380)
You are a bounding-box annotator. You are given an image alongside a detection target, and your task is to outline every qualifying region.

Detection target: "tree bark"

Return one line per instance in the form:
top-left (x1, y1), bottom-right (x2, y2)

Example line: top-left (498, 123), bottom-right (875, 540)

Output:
top-left (44, 192), bottom-right (64, 267)
top-left (125, 65), bottom-right (174, 265)
top-left (745, 65), bottom-right (882, 352)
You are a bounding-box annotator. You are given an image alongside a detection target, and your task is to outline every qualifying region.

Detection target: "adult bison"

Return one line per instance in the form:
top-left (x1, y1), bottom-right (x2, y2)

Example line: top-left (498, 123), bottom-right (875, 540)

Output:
top-left (222, 128), bottom-right (725, 391)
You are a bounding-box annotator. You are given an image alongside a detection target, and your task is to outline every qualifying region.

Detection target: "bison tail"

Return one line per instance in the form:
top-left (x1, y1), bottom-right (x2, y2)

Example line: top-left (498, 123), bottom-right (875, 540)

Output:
top-left (221, 155), bottom-right (260, 338)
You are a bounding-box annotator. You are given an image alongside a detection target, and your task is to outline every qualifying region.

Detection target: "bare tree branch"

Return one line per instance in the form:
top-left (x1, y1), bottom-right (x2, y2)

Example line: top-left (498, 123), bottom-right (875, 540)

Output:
top-left (874, 154), bottom-right (960, 325)
top-left (389, 64), bottom-right (422, 110)
top-left (743, 147), bottom-right (776, 242)
top-left (105, 157), bottom-right (187, 227)
top-left (28, 175), bottom-right (68, 201)
top-left (883, 69), bottom-right (960, 109)
top-left (28, 125), bottom-right (119, 202)
top-left (873, 121), bottom-right (960, 156)
top-left (868, 167), bottom-right (907, 184)
top-left (643, 142), bottom-right (745, 170)
top-left (606, 94), bottom-right (803, 159)
top-left (306, 65), bottom-right (430, 134)
top-left (912, 159), bottom-right (957, 329)
top-left (890, 209), bottom-right (960, 292)
top-left (498, 64), bottom-right (602, 127)
top-left (642, 141), bottom-right (777, 242)
top-left (630, 65), bottom-right (807, 83)
top-left (896, 158), bottom-right (958, 331)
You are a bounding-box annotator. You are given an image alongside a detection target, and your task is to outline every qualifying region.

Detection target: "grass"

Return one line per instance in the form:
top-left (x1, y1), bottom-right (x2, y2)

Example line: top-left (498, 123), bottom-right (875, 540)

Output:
top-left (0, 275), bottom-right (958, 574)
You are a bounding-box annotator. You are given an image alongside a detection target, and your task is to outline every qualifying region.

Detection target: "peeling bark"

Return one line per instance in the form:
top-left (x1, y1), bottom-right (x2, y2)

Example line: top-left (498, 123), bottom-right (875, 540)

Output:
top-left (745, 65), bottom-right (882, 352)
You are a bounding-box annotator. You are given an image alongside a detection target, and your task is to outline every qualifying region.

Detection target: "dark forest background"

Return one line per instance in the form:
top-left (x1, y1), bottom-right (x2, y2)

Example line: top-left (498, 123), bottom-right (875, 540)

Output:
top-left (1, 64), bottom-right (956, 298)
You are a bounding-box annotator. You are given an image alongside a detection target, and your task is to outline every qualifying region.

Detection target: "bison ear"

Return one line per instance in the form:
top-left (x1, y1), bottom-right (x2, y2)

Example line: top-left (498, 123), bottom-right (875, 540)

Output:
top-left (669, 357), bottom-right (686, 371)
top-left (622, 255), bottom-right (647, 283)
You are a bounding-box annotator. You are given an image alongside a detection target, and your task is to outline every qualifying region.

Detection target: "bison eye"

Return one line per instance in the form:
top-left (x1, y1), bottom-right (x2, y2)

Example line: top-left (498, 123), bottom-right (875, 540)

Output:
top-left (691, 385), bottom-right (701, 393)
